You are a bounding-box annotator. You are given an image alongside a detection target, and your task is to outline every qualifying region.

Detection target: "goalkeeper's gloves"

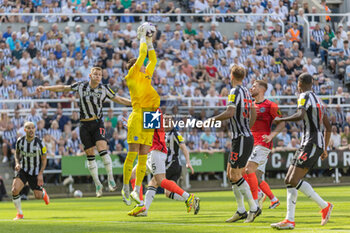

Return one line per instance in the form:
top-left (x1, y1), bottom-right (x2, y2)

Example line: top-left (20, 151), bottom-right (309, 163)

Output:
top-left (146, 36), bottom-right (154, 50)
top-left (137, 24), bottom-right (146, 40)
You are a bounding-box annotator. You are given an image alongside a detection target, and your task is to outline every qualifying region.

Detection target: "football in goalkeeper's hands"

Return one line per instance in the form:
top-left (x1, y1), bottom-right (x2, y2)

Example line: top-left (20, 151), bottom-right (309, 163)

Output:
top-left (142, 22), bottom-right (156, 37)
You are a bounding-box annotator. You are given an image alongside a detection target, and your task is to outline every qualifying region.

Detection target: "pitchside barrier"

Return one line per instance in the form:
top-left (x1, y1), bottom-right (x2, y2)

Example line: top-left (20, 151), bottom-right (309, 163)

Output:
top-left (60, 150), bottom-right (349, 186)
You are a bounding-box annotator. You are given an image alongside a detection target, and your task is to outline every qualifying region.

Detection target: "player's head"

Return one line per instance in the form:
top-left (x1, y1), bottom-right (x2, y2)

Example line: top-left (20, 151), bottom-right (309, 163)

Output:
top-left (24, 121), bottom-right (35, 138)
top-left (250, 80), bottom-right (267, 97)
top-left (89, 66), bottom-right (103, 84)
top-left (230, 65), bottom-right (246, 83)
top-left (298, 72), bottom-right (313, 92)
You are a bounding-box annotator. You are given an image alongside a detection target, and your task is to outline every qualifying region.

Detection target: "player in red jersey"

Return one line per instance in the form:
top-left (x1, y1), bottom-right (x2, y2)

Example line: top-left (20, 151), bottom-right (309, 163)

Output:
top-left (245, 80), bottom-right (285, 209)
top-left (126, 113), bottom-right (199, 216)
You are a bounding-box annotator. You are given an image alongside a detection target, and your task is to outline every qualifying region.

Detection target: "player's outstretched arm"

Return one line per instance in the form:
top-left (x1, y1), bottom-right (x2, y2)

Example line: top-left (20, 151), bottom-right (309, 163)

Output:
top-left (36, 85), bottom-right (72, 94)
top-left (274, 108), bottom-right (305, 124)
top-left (111, 95), bottom-right (132, 106)
top-left (145, 36), bottom-right (157, 77)
top-left (212, 105), bottom-right (236, 121)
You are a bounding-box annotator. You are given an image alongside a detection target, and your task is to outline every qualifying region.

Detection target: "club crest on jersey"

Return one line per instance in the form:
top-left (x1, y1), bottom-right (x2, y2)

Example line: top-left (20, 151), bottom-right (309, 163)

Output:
top-left (134, 136), bottom-right (138, 141)
top-left (260, 107), bottom-right (266, 113)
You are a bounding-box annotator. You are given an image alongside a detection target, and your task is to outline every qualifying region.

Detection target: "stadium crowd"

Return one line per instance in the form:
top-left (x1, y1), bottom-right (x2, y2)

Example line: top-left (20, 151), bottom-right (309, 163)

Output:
top-left (1, 0), bottom-right (350, 180)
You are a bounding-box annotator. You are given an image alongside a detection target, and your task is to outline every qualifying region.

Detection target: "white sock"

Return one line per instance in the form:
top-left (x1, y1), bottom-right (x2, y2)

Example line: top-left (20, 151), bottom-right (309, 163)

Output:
top-left (145, 186), bottom-right (157, 212)
top-left (286, 186), bottom-right (298, 222)
top-left (42, 189), bottom-right (45, 198)
top-left (271, 197), bottom-right (278, 202)
top-left (297, 180), bottom-right (328, 209)
top-left (87, 159), bottom-right (102, 186)
top-left (169, 192), bottom-right (186, 201)
top-left (13, 195), bottom-right (23, 215)
top-left (100, 153), bottom-right (114, 182)
top-left (232, 184), bottom-right (246, 213)
top-left (237, 178), bottom-right (258, 212)
top-left (181, 191), bottom-right (190, 200)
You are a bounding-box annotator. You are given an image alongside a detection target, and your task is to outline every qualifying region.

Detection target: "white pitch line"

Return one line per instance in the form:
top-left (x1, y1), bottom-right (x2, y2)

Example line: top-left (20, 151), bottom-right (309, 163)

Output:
top-left (0, 219), bottom-right (348, 232)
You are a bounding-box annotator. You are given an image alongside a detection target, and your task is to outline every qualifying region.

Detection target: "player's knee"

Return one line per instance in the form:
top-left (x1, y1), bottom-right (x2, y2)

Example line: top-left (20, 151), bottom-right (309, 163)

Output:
top-left (284, 176), bottom-right (291, 185)
top-left (34, 192), bottom-right (42, 199)
top-left (12, 187), bottom-right (20, 195)
top-left (230, 173), bottom-right (241, 183)
top-left (289, 178), bottom-right (300, 187)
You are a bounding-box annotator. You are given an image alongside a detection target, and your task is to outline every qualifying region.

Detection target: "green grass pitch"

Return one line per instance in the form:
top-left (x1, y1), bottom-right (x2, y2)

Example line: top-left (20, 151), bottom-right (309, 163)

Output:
top-left (0, 186), bottom-right (349, 233)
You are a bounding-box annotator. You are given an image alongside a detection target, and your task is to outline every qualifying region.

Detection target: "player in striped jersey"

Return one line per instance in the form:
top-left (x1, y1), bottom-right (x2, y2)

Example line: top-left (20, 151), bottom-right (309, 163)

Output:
top-left (37, 67), bottom-right (131, 197)
top-left (271, 73), bottom-right (333, 230)
top-left (122, 23), bottom-right (160, 207)
top-left (210, 65), bottom-right (261, 223)
top-left (12, 122), bottom-right (50, 220)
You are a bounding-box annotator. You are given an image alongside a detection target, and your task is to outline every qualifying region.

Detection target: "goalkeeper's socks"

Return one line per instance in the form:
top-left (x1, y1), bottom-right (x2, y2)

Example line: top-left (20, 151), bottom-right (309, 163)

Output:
top-left (160, 179), bottom-right (189, 199)
top-left (135, 154), bottom-right (147, 186)
top-left (131, 178), bottom-right (143, 201)
top-left (123, 152), bottom-right (137, 184)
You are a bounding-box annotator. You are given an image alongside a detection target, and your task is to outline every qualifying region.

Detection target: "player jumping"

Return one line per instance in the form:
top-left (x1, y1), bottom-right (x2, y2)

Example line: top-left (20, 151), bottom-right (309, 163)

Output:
top-left (12, 122), bottom-right (50, 220)
top-left (271, 73), bottom-right (333, 230)
top-left (210, 65), bottom-right (261, 223)
top-left (128, 115), bottom-right (199, 216)
top-left (37, 67), bottom-right (131, 197)
top-left (122, 23), bottom-right (160, 206)
top-left (244, 80), bottom-right (284, 210)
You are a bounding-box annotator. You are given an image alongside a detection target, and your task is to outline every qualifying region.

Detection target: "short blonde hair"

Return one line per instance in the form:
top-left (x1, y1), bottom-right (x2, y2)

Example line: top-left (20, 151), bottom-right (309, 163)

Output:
top-left (230, 65), bottom-right (246, 81)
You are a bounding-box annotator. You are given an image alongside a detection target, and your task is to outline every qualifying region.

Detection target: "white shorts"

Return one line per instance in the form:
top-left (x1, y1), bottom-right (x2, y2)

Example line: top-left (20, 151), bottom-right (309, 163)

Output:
top-left (146, 150), bottom-right (167, 175)
top-left (257, 159), bottom-right (267, 173)
top-left (248, 145), bottom-right (271, 168)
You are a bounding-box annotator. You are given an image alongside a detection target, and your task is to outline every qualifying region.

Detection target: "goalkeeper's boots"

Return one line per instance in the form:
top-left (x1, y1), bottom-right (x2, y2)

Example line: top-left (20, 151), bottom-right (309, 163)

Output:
top-left (128, 205), bottom-right (146, 216)
top-left (122, 188), bottom-right (131, 206)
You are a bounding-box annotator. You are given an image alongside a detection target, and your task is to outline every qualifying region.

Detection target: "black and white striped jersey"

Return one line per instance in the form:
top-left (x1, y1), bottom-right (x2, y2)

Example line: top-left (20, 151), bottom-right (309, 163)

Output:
top-left (70, 81), bottom-right (116, 120)
top-left (16, 136), bottom-right (46, 176)
top-left (228, 85), bottom-right (253, 139)
top-left (297, 91), bottom-right (325, 149)
top-left (3, 128), bottom-right (17, 146)
top-left (165, 128), bottom-right (184, 167)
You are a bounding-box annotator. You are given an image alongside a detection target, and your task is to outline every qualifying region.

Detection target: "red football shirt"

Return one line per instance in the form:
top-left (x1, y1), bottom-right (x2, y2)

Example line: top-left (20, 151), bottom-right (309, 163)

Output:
top-left (150, 110), bottom-right (168, 154)
top-left (251, 99), bottom-right (282, 149)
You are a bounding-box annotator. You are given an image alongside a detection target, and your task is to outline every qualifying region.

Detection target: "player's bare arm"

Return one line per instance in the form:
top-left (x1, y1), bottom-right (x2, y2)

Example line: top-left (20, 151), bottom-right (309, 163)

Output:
top-left (274, 108), bottom-right (306, 124)
top-left (14, 149), bottom-right (21, 172)
top-left (249, 106), bottom-right (257, 129)
top-left (322, 113), bottom-right (332, 160)
top-left (37, 154), bottom-right (47, 186)
top-left (212, 105), bottom-right (236, 121)
top-left (111, 95), bottom-right (132, 106)
top-left (179, 143), bottom-right (194, 174)
top-left (36, 85), bottom-right (72, 94)
top-left (263, 121), bottom-right (286, 143)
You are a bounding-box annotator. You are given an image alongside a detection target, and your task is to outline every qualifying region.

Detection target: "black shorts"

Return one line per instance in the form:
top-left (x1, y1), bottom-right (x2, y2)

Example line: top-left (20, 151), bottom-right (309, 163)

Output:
top-left (230, 136), bottom-right (254, 169)
top-left (80, 119), bottom-right (106, 150)
top-left (166, 159), bottom-right (182, 182)
top-left (291, 143), bottom-right (324, 168)
top-left (15, 169), bottom-right (42, 191)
